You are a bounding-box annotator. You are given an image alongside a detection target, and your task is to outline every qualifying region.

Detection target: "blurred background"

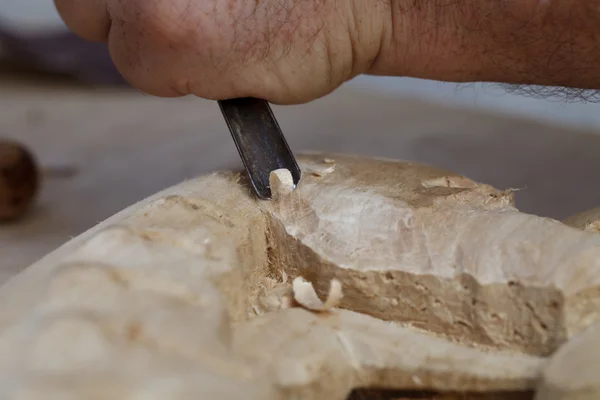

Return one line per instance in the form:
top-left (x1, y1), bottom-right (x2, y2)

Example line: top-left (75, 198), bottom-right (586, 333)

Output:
top-left (2, 0), bottom-right (600, 281)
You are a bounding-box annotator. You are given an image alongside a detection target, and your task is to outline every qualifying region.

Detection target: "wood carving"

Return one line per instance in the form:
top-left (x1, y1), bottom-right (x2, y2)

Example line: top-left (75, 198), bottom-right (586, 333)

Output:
top-left (563, 207), bottom-right (600, 233)
top-left (0, 153), bottom-right (598, 400)
top-left (532, 209), bottom-right (600, 400)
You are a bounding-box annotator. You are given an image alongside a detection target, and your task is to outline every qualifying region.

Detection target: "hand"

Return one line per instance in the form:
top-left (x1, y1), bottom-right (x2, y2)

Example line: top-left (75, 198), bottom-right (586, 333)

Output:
top-left (55, 0), bottom-right (600, 104)
top-left (54, 0), bottom-right (394, 104)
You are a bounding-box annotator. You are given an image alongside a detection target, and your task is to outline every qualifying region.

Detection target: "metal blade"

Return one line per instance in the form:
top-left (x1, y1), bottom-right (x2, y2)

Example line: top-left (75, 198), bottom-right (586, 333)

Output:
top-left (218, 97), bottom-right (301, 200)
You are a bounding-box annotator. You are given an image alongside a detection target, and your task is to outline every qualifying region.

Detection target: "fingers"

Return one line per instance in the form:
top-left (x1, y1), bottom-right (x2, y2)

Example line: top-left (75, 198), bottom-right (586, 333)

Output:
top-left (54, 0), bottom-right (110, 42)
top-left (56, 0), bottom-right (389, 104)
top-left (107, 0), bottom-right (390, 103)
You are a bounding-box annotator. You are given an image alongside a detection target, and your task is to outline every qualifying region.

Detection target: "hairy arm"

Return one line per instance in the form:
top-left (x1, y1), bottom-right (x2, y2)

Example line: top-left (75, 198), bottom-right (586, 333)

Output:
top-left (54, 0), bottom-right (600, 104)
top-left (373, 0), bottom-right (600, 92)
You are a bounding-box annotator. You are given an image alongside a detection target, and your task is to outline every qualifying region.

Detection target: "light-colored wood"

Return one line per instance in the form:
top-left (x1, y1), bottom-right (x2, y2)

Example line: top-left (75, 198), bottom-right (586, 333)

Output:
top-left (2, 153), bottom-right (600, 399)
top-left (534, 209), bottom-right (600, 400)
top-left (563, 207), bottom-right (600, 232)
top-left (536, 322), bottom-right (600, 400)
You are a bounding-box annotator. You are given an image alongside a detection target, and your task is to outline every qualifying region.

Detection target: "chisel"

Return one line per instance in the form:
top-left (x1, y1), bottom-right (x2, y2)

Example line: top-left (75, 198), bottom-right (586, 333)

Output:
top-left (218, 97), bottom-right (301, 200)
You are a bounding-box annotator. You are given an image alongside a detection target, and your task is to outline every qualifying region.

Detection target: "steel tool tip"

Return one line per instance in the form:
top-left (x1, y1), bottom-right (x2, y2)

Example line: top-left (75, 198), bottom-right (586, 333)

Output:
top-left (218, 97), bottom-right (301, 200)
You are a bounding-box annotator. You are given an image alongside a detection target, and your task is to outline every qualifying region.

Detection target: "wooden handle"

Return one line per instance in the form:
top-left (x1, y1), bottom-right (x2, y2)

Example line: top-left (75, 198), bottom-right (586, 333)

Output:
top-left (0, 139), bottom-right (39, 222)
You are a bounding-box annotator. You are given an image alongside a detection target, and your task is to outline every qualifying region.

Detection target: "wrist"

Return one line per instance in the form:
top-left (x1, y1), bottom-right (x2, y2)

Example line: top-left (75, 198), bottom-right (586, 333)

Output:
top-left (369, 0), bottom-right (600, 90)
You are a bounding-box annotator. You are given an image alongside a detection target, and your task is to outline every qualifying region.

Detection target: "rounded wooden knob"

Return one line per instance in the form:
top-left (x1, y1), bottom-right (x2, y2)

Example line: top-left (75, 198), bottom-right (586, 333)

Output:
top-left (0, 139), bottom-right (40, 222)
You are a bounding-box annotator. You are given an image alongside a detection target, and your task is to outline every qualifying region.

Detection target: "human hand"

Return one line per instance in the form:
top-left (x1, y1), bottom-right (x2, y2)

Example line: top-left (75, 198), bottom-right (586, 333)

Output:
top-left (55, 0), bottom-right (600, 104)
top-left (54, 0), bottom-right (396, 104)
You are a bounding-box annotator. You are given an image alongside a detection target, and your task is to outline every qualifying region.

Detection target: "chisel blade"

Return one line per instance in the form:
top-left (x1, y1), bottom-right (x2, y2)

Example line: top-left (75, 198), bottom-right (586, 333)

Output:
top-left (218, 97), bottom-right (301, 200)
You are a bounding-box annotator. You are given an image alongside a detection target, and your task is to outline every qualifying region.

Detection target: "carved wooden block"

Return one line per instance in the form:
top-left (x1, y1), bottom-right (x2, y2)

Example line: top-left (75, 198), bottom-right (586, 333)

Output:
top-left (0, 153), bottom-right (597, 399)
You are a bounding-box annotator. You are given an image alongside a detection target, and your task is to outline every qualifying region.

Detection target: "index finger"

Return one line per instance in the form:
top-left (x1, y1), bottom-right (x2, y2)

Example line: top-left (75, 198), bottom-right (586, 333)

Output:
top-left (54, 0), bottom-right (111, 42)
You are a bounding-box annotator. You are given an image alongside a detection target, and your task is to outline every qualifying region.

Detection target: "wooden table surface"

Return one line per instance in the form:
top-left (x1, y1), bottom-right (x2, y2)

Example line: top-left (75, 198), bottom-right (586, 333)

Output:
top-left (3, 73), bottom-right (600, 282)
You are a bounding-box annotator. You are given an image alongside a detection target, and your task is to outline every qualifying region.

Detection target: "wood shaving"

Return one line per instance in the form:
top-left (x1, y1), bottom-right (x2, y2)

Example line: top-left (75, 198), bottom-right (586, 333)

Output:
top-left (269, 169), bottom-right (295, 200)
top-left (309, 165), bottom-right (336, 177)
top-left (292, 277), bottom-right (343, 312)
top-left (253, 271), bottom-right (293, 315)
top-left (311, 165), bottom-right (335, 177)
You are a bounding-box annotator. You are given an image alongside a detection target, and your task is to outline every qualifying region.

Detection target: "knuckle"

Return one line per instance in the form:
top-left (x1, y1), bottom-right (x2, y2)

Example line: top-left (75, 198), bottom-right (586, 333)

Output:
top-left (121, 0), bottom-right (212, 44)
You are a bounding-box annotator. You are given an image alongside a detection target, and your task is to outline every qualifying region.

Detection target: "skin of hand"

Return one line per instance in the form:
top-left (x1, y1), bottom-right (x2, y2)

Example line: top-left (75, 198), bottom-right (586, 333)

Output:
top-left (55, 0), bottom-right (600, 105)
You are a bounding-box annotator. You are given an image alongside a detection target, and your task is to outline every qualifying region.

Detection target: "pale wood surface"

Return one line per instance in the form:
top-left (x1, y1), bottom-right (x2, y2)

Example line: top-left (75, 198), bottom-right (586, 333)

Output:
top-left (536, 209), bottom-right (600, 400)
top-left (3, 74), bottom-right (600, 282)
top-left (0, 154), bottom-right (557, 399)
top-left (3, 153), bottom-right (600, 399)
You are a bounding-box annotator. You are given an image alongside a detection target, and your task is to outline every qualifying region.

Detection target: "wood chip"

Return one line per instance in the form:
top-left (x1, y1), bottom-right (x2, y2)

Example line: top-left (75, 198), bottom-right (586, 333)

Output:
top-left (293, 276), bottom-right (343, 311)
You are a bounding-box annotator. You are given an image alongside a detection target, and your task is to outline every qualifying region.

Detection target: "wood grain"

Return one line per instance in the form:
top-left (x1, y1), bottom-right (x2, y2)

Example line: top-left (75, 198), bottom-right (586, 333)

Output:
top-left (2, 153), bottom-right (600, 399)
